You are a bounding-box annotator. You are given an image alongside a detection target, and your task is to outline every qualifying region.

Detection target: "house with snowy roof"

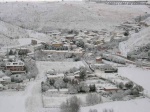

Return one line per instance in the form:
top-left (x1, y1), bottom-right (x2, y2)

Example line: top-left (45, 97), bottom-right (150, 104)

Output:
top-left (5, 60), bottom-right (26, 74)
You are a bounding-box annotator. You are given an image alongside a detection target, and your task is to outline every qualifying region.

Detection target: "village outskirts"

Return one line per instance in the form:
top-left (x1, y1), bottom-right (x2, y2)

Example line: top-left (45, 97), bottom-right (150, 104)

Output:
top-left (0, 26), bottom-right (148, 110)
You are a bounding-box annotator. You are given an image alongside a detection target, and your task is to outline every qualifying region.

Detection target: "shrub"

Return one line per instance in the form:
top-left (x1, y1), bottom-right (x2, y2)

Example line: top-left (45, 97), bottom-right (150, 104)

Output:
top-left (74, 57), bottom-right (80, 61)
top-left (125, 81), bottom-right (133, 89)
top-left (5, 70), bottom-right (12, 76)
top-left (118, 82), bottom-right (124, 89)
top-left (49, 79), bottom-right (55, 86)
top-left (79, 82), bottom-right (90, 93)
top-left (41, 84), bottom-right (49, 92)
top-left (86, 93), bottom-right (102, 105)
top-left (89, 84), bottom-right (96, 92)
top-left (124, 89), bottom-right (132, 95)
top-left (68, 85), bottom-right (78, 94)
top-left (111, 90), bottom-right (124, 101)
top-left (54, 79), bottom-right (67, 89)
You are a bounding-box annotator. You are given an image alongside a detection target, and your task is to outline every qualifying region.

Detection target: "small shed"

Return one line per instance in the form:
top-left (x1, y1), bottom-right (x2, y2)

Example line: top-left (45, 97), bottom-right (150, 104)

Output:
top-left (104, 86), bottom-right (119, 92)
top-left (47, 73), bottom-right (64, 80)
top-left (96, 57), bottom-right (102, 63)
top-left (66, 35), bottom-right (75, 40)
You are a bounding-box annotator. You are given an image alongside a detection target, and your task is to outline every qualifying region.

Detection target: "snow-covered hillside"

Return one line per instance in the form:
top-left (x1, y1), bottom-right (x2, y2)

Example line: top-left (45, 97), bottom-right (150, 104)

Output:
top-left (0, 20), bottom-right (29, 38)
top-left (0, 20), bottom-right (52, 49)
top-left (119, 66), bottom-right (150, 97)
top-left (0, 2), bottom-right (149, 31)
top-left (119, 26), bottom-right (150, 57)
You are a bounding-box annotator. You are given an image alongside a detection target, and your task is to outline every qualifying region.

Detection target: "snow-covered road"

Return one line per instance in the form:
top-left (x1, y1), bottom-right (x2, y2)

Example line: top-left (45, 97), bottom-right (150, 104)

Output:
top-left (0, 61), bottom-right (45, 112)
top-left (25, 61), bottom-right (46, 112)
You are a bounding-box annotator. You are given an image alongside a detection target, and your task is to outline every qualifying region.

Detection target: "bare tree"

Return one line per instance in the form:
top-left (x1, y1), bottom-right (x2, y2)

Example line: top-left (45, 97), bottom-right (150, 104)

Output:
top-left (60, 96), bottom-right (81, 112)
top-left (103, 109), bottom-right (114, 112)
top-left (79, 82), bottom-right (90, 93)
top-left (54, 79), bottom-right (67, 90)
top-left (68, 84), bottom-right (78, 94)
top-left (79, 68), bottom-right (87, 81)
top-left (89, 109), bottom-right (98, 112)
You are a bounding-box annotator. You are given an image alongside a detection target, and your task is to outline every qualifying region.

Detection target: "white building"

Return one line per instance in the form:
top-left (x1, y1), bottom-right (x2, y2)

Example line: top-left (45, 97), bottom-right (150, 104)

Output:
top-left (47, 73), bottom-right (65, 80)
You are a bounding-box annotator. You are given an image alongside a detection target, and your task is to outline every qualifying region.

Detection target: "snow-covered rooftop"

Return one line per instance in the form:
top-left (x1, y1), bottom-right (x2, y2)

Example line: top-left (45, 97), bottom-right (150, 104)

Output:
top-left (6, 60), bottom-right (24, 66)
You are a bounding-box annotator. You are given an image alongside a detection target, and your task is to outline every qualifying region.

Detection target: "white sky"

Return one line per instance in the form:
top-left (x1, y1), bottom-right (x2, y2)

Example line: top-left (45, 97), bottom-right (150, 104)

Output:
top-left (0, 0), bottom-right (149, 1)
top-left (0, 0), bottom-right (82, 2)
top-left (0, 0), bottom-right (149, 2)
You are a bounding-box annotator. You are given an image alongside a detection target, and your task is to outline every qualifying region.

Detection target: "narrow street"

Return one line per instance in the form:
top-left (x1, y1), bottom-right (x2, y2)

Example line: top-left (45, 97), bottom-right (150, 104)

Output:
top-left (25, 61), bottom-right (45, 112)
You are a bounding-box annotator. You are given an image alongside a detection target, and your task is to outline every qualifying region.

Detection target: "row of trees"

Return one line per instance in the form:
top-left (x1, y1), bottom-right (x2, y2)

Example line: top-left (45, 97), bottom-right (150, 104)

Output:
top-left (111, 82), bottom-right (144, 101)
top-left (127, 43), bottom-right (150, 60)
top-left (45, 45), bottom-right (69, 51)
top-left (41, 76), bottom-right (96, 93)
top-left (8, 49), bottom-right (29, 56)
top-left (102, 55), bottom-right (126, 65)
top-left (118, 81), bottom-right (144, 94)
top-left (60, 94), bottom-right (103, 112)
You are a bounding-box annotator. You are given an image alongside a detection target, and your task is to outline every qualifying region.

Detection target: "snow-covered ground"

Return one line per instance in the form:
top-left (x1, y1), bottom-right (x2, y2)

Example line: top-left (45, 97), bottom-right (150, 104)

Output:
top-left (81, 98), bottom-right (150, 112)
top-left (0, 61), bottom-right (150, 112)
top-left (18, 38), bottom-right (43, 46)
top-left (36, 61), bottom-right (85, 73)
top-left (0, 80), bottom-right (43, 112)
top-left (0, 61), bottom-right (45, 112)
top-left (43, 94), bottom-right (88, 108)
top-left (0, 91), bottom-right (26, 112)
top-left (38, 98), bottom-right (150, 112)
top-left (118, 66), bottom-right (150, 97)
top-left (119, 27), bottom-right (150, 57)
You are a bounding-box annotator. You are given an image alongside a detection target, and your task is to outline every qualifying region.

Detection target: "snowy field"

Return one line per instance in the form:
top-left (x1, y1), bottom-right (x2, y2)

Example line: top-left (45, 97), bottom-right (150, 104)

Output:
top-left (118, 67), bottom-right (150, 96)
top-left (36, 61), bottom-right (85, 73)
top-left (0, 91), bottom-right (26, 112)
top-left (39, 98), bottom-right (150, 112)
top-left (43, 94), bottom-right (87, 108)
top-left (81, 98), bottom-right (150, 112)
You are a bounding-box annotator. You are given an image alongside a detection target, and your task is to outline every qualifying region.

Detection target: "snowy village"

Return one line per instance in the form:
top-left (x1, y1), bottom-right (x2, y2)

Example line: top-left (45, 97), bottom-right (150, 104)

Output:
top-left (0, 0), bottom-right (150, 112)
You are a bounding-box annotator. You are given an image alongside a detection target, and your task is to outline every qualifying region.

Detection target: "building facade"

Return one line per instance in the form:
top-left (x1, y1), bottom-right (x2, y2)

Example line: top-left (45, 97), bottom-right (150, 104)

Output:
top-left (5, 61), bottom-right (25, 73)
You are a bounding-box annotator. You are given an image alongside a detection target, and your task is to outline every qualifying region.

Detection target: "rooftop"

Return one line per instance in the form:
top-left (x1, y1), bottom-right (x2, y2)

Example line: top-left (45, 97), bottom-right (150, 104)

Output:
top-left (6, 60), bottom-right (24, 66)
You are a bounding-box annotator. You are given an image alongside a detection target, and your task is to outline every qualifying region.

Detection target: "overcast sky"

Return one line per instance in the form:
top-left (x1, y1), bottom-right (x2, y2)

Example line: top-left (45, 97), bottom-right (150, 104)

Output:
top-left (0, 0), bottom-right (149, 2)
top-left (0, 0), bottom-right (82, 2)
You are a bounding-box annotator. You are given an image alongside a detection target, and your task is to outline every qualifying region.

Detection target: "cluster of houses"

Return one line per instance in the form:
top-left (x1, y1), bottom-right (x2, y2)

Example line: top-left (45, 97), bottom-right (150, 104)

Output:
top-left (42, 35), bottom-right (84, 57)
top-left (44, 66), bottom-right (121, 94)
top-left (0, 55), bottom-right (26, 74)
top-left (0, 53), bottom-right (27, 90)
